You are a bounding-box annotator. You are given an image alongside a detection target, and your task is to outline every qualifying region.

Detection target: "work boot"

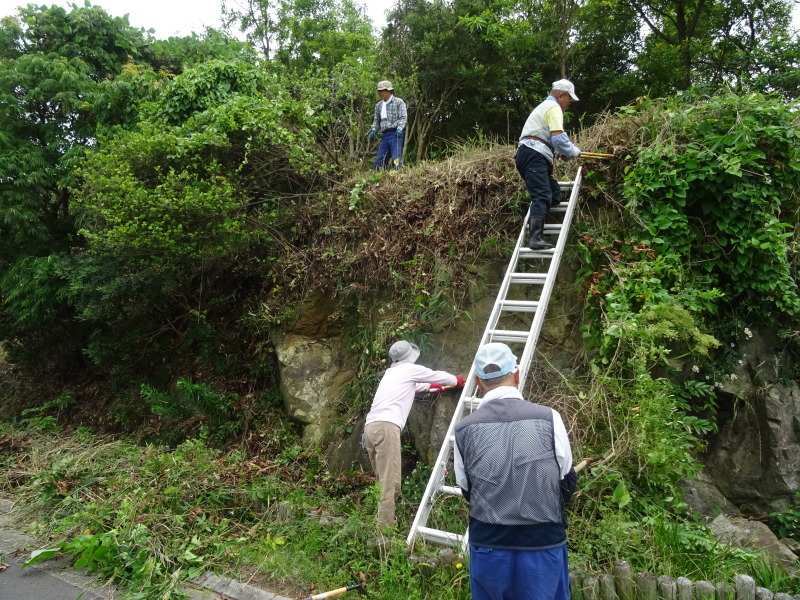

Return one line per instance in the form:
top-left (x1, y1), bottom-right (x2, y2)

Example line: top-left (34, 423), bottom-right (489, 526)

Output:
top-left (528, 216), bottom-right (554, 250)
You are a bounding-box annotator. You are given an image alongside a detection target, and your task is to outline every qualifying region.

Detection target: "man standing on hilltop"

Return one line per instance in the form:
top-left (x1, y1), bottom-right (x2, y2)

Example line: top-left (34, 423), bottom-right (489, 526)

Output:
top-left (516, 79), bottom-right (582, 250)
top-left (364, 340), bottom-right (464, 529)
top-left (369, 80), bottom-right (407, 171)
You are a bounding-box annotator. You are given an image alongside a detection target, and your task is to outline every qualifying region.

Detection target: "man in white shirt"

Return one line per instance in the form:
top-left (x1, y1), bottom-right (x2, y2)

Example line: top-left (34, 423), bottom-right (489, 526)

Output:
top-left (365, 340), bottom-right (464, 528)
top-left (516, 79), bottom-right (582, 250)
top-left (454, 342), bottom-right (576, 600)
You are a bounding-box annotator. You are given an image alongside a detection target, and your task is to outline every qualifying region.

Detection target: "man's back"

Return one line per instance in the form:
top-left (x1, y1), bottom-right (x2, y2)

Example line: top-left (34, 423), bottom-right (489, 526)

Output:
top-left (456, 394), bottom-right (566, 549)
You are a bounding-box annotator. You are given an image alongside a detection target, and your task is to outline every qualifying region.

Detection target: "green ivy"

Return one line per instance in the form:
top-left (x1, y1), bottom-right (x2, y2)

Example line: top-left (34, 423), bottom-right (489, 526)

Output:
top-left (620, 92), bottom-right (800, 318)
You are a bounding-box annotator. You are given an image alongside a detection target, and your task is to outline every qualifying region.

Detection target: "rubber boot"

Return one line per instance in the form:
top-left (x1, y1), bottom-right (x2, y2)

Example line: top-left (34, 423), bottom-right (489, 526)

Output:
top-left (528, 216), bottom-right (554, 250)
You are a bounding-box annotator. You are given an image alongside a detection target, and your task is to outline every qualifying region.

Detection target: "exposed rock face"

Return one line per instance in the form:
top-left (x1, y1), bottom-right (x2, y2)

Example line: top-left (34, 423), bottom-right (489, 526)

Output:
top-left (277, 250), bottom-right (590, 474)
top-left (709, 515), bottom-right (798, 574)
top-left (276, 266), bottom-right (800, 525)
top-left (684, 327), bottom-right (800, 517)
top-left (275, 333), bottom-right (354, 444)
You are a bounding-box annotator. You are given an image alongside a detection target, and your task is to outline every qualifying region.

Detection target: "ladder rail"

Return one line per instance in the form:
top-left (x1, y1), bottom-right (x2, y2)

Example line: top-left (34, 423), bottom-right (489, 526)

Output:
top-left (404, 378), bottom-right (479, 547)
top-left (517, 168), bottom-right (583, 390)
top-left (406, 169), bottom-right (583, 552)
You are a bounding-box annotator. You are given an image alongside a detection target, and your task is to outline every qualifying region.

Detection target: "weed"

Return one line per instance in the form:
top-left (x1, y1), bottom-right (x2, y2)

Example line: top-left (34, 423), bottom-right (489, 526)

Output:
top-left (769, 492), bottom-right (800, 541)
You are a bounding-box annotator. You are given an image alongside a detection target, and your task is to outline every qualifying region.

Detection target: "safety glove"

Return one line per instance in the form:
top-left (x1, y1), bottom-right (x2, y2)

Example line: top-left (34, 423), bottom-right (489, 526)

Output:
top-left (428, 383), bottom-right (445, 394)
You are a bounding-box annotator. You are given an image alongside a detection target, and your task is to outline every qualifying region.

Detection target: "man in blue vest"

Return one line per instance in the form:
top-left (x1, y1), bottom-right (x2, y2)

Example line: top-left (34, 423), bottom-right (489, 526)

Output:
top-left (454, 342), bottom-right (577, 600)
top-left (516, 79), bottom-right (582, 250)
top-left (370, 80), bottom-right (407, 170)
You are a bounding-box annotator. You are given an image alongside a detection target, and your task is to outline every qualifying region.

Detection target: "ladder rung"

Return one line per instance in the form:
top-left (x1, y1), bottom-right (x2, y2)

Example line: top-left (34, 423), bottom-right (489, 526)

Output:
top-left (416, 526), bottom-right (465, 548)
top-left (463, 397), bottom-right (481, 411)
top-left (488, 329), bottom-right (529, 343)
top-left (509, 273), bottom-right (547, 284)
top-left (518, 249), bottom-right (556, 259)
top-left (543, 224), bottom-right (562, 232)
top-left (439, 485), bottom-right (463, 497)
top-left (499, 300), bottom-right (539, 313)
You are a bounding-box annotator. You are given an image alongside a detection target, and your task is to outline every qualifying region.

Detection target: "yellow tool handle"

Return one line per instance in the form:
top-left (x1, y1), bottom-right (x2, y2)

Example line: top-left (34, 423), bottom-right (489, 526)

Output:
top-left (580, 152), bottom-right (615, 159)
top-left (304, 587), bottom-right (349, 600)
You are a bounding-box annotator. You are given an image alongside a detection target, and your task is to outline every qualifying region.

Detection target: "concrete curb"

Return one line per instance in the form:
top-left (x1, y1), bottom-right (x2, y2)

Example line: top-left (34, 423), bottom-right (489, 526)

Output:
top-left (188, 571), bottom-right (294, 600)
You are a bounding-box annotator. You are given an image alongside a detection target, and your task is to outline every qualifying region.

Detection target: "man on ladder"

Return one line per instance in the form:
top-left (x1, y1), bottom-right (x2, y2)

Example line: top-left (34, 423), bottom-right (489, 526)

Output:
top-left (454, 342), bottom-right (577, 600)
top-left (515, 79), bottom-right (583, 250)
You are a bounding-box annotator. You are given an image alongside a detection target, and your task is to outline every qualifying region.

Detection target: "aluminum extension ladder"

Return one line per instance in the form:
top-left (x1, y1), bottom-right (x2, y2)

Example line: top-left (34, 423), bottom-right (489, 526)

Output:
top-left (406, 167), bottom-right (584, 552)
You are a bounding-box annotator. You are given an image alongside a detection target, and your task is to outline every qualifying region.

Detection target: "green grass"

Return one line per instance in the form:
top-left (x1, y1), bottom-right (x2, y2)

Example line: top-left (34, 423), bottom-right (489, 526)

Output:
top-left (0, 424), bottom-right (797, 600)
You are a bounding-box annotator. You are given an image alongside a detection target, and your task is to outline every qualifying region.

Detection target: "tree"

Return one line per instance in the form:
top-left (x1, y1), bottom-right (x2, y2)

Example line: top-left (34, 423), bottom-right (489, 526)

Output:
top-left (223, 0), bottom-right (374, 69)
top-left (571, 0), bottom-right (641, 118)
top-left (0, 4), bottom-right (258, 372)
top-left (629, 0), bottom-right (795, 92)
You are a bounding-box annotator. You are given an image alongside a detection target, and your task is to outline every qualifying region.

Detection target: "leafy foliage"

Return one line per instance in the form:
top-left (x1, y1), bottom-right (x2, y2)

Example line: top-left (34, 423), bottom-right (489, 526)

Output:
top-left (620, 92), bottom-right (800, 317)
top-left (769, 493), bottom-right (800, 542)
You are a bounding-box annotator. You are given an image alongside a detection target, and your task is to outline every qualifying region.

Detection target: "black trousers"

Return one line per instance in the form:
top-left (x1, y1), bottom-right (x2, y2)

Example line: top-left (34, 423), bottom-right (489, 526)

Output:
top-left (515, 145), bottom-right (561, 220)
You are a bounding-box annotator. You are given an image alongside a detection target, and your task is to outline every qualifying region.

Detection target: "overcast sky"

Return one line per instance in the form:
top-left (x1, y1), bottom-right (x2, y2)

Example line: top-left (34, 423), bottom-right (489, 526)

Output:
top-left (1, 0), bottom-right (797, 45)
top-left (0, 0), bottom-right (390, 38)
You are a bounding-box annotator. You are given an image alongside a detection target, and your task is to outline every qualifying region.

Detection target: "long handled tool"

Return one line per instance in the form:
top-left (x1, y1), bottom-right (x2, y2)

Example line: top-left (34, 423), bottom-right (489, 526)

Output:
top-left (580, 151), bottom-right (615, 159)
top-left (301, 574), bottom-right (367, 600)
top-left (575, 449), bottom-right (616, 474)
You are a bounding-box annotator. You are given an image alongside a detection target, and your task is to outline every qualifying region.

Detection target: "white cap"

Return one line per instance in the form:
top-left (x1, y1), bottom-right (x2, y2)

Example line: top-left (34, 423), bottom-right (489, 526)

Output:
top-left (473, 342), bottom-right (518, 380)
top-left (552, 79), bottom-right (578, 101)
top-left (389, 340), bottom-right (420, 364)
top-left (377, 80), bottom-right (394, 91)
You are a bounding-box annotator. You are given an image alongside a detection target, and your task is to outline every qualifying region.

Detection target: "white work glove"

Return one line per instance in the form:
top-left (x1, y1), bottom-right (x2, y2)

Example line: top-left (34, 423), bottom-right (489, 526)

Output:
top-left (571, 146), bottom-right (582, 158)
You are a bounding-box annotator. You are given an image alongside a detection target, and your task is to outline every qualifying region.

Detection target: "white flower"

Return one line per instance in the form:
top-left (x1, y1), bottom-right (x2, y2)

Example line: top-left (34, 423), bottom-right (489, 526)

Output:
top-left (729, 374), bottom-right (738, 381)
top-left (744, 327), bottom-right (752, 338)
top-left (691, 365), bottom-right (700, 373)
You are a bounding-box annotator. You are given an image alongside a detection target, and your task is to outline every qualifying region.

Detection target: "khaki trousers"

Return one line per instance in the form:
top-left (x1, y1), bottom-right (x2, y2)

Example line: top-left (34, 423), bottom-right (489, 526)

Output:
top-left (365, 421), bottom-right (402, 527)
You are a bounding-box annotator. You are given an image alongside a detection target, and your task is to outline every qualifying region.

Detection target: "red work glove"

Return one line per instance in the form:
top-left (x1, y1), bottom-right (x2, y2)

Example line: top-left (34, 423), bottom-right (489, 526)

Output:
top-left (455, 376), bottom-right (465, 387)
top-left (428, 383), bottom-right (444, 394)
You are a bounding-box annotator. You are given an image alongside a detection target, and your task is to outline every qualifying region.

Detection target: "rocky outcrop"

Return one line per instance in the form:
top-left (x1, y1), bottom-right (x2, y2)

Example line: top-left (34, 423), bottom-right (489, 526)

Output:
top-left (709, 514), bottom-right (798, 574)
top-left (276, 264), bottom-right (800, 525)
top-left (275, 333), bottom-right (354, 444)
top-left (276, 248), bottom-right (590, 475)
top-left (683, 327), bottom-right (800, 518)
top-left (273, 290), bottom-right (356, 445)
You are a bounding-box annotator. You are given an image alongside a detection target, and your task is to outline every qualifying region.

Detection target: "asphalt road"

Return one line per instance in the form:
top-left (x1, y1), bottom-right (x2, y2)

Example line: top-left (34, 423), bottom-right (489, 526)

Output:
top-left (0, 498), bottom-right (292, 600)
top-left (0, 498), bottom-right (117, 599)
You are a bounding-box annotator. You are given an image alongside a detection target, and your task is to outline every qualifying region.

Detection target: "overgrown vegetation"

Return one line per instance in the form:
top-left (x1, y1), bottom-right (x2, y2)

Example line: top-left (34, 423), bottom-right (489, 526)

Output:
top-left (1, 426), bottom-right (797, 600)
top-left (2, 2), bottom-right (800, 598)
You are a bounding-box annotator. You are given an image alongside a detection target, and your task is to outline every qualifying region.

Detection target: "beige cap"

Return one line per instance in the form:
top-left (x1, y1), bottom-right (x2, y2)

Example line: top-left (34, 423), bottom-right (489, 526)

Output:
top-left (376, 80), bottom-right (394, 91)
